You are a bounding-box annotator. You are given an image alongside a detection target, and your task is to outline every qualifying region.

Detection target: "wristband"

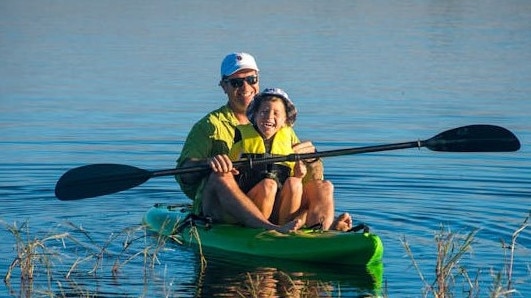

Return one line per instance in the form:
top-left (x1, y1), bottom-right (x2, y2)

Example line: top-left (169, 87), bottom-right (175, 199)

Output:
top-left (304, 157), bottom-right (321, 164)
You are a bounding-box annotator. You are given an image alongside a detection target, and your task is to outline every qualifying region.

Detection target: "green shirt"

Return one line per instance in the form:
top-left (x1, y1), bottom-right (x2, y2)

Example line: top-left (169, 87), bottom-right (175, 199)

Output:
top-left (176, 105), bottom-right (241, 201)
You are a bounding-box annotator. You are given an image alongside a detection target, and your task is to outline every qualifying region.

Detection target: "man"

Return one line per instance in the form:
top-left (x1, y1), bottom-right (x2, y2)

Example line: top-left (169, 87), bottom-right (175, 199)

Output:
top-left (176, 52), bottom-right (351, 233)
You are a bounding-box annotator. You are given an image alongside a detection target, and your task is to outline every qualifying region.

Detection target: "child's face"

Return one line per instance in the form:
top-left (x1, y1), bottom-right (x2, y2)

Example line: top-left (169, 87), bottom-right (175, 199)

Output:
top-left (255, 98), bottom-right (287, 140)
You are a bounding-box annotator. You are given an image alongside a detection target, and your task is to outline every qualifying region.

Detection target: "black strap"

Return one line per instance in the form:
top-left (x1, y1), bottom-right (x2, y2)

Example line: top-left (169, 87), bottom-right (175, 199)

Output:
top-left (348, 223), bottom-right (370, 233)
top-left (306, 222), bottom-right (370, 233)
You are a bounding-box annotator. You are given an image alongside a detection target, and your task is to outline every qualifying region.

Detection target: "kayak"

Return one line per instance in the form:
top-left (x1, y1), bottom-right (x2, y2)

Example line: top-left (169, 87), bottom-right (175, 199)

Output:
top-left (142, 203), bottom-right (384, 266)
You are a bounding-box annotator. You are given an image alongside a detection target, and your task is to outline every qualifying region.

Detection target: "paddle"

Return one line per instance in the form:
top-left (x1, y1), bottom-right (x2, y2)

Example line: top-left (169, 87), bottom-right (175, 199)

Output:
top-left (55, 124), bottom-right (520, 201)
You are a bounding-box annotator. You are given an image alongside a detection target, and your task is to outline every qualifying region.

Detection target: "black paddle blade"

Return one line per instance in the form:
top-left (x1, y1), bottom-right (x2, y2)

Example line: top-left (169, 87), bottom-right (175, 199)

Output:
top-left (55, 164), bottom-right (152, 200)
top-left (425, 124), bottom-right (521, 152)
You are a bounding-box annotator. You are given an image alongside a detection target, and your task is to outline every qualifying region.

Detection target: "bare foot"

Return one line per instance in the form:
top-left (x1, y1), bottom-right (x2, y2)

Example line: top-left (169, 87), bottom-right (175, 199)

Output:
top-left (276, 218), bottom-right (303, 233)
top-left (332, 213), bottom-right (352, 231)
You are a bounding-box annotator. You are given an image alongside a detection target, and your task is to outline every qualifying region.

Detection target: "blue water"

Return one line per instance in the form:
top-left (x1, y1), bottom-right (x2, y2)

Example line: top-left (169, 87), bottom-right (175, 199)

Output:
top-left (1, 0), bottom-right (530, 297)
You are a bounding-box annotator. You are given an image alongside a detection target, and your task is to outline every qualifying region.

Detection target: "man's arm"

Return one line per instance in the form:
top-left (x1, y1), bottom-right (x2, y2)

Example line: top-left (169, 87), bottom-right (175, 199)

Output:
top-left (175, 120), bottom-right (214, 196)
top-left (303, 158), bottom-right (324, 181)
top-left (178, 158), bottom-right (210, 185)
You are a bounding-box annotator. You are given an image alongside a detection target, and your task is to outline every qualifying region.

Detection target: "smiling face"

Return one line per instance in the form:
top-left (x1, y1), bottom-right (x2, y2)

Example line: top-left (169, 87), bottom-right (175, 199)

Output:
top-left (253, 97), bottom-right (287, 140)
top-left (220, 69), bottom-right (260, 123)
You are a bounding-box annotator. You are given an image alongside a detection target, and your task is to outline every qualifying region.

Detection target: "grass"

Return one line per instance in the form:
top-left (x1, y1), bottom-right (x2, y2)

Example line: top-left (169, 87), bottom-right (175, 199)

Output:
top-left (1, 213), bottom-right (529, 297)
top-left (1, 219), bottom-right (167, 297)
top-left (3, 220), bottom-right (70, 283)
top-left (400, 212), bottom-right (529, 298)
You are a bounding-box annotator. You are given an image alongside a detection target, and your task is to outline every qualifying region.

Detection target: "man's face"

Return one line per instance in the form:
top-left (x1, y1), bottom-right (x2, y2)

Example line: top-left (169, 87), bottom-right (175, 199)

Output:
top-left (221, 69), bottom-right (259, 115)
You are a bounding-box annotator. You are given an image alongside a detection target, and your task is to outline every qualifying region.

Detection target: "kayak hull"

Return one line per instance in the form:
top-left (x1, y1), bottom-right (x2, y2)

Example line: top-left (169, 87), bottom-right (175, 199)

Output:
top-left (142, 203), bottom-right (383, 266)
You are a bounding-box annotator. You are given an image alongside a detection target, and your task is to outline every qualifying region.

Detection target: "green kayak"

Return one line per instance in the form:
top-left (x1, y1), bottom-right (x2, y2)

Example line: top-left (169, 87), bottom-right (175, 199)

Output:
top-left (142, 203), bottom-right (384, 266)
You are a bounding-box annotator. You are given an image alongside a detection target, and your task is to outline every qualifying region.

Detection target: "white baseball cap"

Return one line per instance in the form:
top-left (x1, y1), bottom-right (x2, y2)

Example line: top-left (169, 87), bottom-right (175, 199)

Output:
top-left (220, 52), bottom-right (259, 78)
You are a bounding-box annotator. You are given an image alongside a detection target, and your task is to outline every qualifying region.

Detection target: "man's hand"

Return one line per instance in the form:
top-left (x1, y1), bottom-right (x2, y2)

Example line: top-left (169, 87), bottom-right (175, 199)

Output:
top-left (292, 141), bottom-right (316, 154)
top-left (208, 154), bottom-right (240, 175)
top-left (293, 160), bottom-right (307, 178)
top-left (293, 141), bottom-right (323, 180)
top-left (293, 141), bottom-right (320, 164)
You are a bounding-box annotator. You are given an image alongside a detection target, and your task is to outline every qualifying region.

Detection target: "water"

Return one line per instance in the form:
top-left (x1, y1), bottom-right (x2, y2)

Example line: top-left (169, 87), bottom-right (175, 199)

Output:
top-left (1, 0), bottom-right (530, 296)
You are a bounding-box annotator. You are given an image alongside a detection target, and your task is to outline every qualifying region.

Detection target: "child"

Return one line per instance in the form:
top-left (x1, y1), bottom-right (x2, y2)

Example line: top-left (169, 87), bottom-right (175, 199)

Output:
top-left (229, 88), bottom-right (307, 225)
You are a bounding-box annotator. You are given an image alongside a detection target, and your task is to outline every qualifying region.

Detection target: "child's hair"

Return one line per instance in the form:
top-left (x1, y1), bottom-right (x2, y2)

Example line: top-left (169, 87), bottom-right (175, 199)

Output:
top-left (247, 88), bottom-right (297, 126)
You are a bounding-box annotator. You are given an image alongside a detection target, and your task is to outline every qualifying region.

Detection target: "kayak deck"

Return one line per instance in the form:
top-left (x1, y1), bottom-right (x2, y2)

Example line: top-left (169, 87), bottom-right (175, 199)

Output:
top-left (142, 203), bottom-right (383, 266)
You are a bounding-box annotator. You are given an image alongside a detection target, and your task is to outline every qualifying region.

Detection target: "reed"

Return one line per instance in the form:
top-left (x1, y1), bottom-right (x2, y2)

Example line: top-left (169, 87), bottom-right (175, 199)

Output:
top-left (2, 219), bottom-right (168, 297)
top-left (491, 213), bottom-right (529, 297)
top-left (401, 226), bottom-right (479, 297)
top-left (2, 213), bottom-right (528, 297)
top-left (3, 220), bottom-right (70, 283)
top-left (400, 212), bottom-right (529, 298)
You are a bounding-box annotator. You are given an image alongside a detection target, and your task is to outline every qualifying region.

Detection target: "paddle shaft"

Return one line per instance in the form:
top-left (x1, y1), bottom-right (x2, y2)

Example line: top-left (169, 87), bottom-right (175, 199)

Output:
top-left (55, 124), bottom-right (520, 200)
top-left (150, 140), bottom-right (421, 178)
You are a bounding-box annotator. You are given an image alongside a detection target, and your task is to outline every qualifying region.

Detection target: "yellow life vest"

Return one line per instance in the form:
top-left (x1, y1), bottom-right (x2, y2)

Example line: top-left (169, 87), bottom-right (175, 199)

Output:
top-left (230, 125), bottom-right (297, 192)
top-left (230, 125), bottom-right (296, 169)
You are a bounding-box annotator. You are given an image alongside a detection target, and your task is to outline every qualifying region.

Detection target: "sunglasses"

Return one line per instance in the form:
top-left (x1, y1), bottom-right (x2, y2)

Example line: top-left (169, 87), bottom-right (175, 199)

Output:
top-left (223, 76), bottom-right (258, 88)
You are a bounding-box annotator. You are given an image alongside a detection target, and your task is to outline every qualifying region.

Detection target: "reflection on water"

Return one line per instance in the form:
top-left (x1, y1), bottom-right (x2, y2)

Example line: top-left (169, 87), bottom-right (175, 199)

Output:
top-left (192, 250), bottom-right (383, 297)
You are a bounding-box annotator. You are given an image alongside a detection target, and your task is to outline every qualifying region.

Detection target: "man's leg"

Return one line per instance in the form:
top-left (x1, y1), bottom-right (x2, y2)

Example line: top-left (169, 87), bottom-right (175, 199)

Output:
top-left (303, 179), bottom-right (352, 231)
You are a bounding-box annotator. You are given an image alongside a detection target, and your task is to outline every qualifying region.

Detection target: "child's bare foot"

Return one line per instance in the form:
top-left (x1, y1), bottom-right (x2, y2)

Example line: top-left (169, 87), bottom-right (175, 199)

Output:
top-left (332, 213), bottom-right (352, 231)
top-left (277, 218), bottom-right (303, 233)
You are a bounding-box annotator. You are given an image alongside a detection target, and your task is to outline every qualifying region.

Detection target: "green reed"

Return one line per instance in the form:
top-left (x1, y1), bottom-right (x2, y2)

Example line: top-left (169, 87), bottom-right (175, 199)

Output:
top-left (2, 213), bottom-right (528, 297)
